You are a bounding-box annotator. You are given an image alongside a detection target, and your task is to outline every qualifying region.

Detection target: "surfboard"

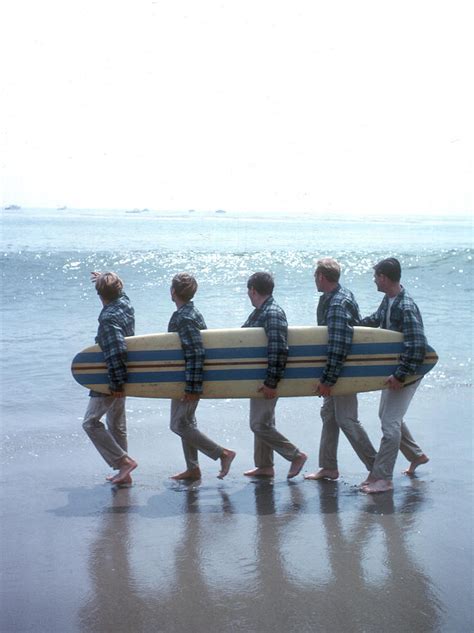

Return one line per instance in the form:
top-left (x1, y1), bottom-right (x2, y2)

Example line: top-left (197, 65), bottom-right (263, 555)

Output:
top-left (71, 326), bottom-right (438, 398)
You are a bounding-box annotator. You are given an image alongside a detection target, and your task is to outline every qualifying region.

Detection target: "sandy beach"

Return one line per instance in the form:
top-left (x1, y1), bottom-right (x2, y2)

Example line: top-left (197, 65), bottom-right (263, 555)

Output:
top-left (1, 387), bottom-right (472, 632)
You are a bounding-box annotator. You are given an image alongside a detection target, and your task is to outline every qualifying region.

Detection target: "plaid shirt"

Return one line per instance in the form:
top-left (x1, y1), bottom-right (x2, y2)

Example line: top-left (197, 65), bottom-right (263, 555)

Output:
top-left (242, 296), bottom-right (288, 389)
top-left (168, 301), bottom-right (207, 394)
top-left (361, 287), bottom-right (426, 380)
top-left (94, 293), bottom-right (135, 393)
top-left (317, 285), bottom-right (361, 386)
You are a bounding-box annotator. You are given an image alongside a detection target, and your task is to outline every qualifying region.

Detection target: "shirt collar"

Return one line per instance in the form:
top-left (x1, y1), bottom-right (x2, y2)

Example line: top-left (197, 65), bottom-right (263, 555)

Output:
top-left (385, 285), bottom-right (405, 302)
top-left (176, 300), bottom-right (194, 313)
top-left (256, 296), bottom-right (274, 311)
top-left (324, 283), bottom-right (341, 297)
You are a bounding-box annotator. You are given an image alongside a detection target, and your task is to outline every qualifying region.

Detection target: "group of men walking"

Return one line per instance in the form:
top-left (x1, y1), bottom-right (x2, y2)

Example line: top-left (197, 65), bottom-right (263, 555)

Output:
top-left (81, 257), bottom-right (429, 493)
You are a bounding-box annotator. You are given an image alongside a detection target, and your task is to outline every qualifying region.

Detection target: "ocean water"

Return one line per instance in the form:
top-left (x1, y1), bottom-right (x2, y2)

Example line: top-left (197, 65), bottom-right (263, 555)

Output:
top-left (0, 207), bottom-right (472, 433)
top-left (1, 208), bottom-right (473, 633)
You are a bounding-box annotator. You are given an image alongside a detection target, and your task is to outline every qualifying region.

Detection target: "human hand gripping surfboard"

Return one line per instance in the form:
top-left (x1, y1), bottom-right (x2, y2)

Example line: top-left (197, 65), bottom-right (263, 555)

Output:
top-left (71, 326), bottom-right (438, 398)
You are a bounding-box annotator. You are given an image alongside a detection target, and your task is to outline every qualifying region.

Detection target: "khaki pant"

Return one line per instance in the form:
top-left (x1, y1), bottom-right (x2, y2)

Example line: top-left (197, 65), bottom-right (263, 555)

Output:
top-left (82, 395), bottom-right (128, 469)
top-left (249, 398), bottom-right (300, 468)
top-left (371, 380), bottom-right (424, 481)
top-left (319, 394), bottom-right (376, 471)
top-left (170, 399), bottom-right (224, 470)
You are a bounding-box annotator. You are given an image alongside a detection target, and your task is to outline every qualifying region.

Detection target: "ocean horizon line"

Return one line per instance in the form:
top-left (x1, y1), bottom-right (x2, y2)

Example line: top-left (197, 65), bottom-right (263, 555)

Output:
top-left (2, 205), bottom-right (472, 224)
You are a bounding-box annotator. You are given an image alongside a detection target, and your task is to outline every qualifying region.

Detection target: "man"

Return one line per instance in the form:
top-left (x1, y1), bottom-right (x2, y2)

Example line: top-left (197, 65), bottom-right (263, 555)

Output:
top-left (168, 272), bottom-right (236, 481)
top-left (82, 272), bottom-right (138, 485)
top-left (305, 258), bottom-right (376, 481)
top-left (360, 258), bottom-right (429, 493)
top-left (242, 272), bottom-right (307, 479)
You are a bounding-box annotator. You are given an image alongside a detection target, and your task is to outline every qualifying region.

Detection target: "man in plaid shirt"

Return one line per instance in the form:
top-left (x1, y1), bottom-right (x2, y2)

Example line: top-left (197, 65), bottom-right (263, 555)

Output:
top-left (168, 273), bottom-right (236, 481)
top-left (305, 258), bottom-right (376, 482)
top-left (242, 272), bottom-right (307, 479)
top-left (360, 258), bottom-right (429, 494)
top-left (82, 272), bottom-right (138, 485)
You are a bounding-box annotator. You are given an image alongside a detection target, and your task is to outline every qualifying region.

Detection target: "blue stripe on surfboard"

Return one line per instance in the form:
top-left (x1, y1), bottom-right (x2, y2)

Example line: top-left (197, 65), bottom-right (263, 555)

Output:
top-left (73, 343), bottom-right (437, 365)
top-left (73, 360), bottom-right (437, 386)
top-left (206, 342), bottom-right (408, 358)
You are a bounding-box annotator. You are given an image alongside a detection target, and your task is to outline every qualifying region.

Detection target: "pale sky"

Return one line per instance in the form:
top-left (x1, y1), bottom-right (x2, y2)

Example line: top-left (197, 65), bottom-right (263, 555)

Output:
top-left (1, 0), bottom-right (472, 216)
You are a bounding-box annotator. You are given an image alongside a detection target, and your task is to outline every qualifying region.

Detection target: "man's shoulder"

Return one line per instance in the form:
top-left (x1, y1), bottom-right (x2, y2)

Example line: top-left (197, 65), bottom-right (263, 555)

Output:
top-left (100, 295), bottom-right (134, 323)
top-left (98, 303), bottom-right (116, 322)
top-left (178, 303), bottom-right (207, 327)
top-left (180, 301), bottom-right (199, 316)
top-left (337, 285), bottom-right (355, 299)
top-left (396, 288), bottom-right (419, 311)
top-left (331, 285), bottom-right (357, 306)
top-left (265, 297), bottom-right (286, 317)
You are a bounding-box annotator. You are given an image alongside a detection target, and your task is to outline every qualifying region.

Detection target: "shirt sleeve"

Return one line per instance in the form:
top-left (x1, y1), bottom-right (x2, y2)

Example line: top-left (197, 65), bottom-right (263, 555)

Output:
top-left (99, 318), bottom-right (128, 392)
top-left (360, 309), bottom-right (382, 328)
top-left (242, 311), bottom-right (256, 328)
top-left (178, 318), bottom-right (206, 393)
top-left (321, 302), bottom-right (354, 385)
top-left (395, 308), bottom-right (426, 380)
top-left (263, 309), bottom-right (288, 388)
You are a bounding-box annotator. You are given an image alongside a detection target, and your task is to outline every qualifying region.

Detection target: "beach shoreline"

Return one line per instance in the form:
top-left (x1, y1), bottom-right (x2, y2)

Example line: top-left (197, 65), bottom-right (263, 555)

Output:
top-left (1, 387), bottom-right (472, 632)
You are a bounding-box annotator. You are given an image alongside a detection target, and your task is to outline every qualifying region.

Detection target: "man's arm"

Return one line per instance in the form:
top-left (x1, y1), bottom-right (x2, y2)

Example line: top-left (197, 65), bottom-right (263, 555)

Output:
top-left (360, 308), bottom-right (382, 328)
top-left (178, 318), bottom-right (205, 396)
top-left (394, 308), bottom-right (426, 381)
top-left (99, 319), bottom-right (128, 395)
top-left (263, 308), bottom-right (288, 391)
top-left (320, 302), bottom-right (353, 386)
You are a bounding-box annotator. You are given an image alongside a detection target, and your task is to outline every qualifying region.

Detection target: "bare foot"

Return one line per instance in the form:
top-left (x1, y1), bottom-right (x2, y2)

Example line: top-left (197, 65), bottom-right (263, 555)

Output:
top-left (403, 453), bottom-right (429, 475)
top-left (106, 472), bottom-right (132, 482)
top-left (304, 468), bottom-right (339, 481)
top-left (170, 467), bottom-right (202, 481)
top-left (359, 474), bottom-right (376, 487)
top-left (243, 467), bottom-right (275, 478)
top-left (110, 457), bottom-right (137, 485)
top-left (361, 479), bottom-right (393, 494)
top-left (287, 452), bottom-right (308, 479)
top-left (218, 449), bottom-right (236, 479)
top-left (108, 474), bottom-right (132, 485)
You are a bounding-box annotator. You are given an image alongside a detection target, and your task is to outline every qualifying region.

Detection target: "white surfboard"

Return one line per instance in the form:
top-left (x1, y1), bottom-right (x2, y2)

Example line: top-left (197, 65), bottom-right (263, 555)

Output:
top-left (71, 326), bottom-right (438, 398)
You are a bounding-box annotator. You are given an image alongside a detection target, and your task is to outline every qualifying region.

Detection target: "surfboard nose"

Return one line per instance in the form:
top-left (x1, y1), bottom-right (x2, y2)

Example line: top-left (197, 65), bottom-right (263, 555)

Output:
top-left (71, 349), bottom-right (107, 388)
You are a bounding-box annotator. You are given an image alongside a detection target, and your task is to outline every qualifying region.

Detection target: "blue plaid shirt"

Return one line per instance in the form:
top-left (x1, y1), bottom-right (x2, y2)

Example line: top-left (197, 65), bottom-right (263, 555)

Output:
top-left (361, 287), bottom-right (426, 381)
top-left (242, 296), bottom-right (288, 389)
top-left (93, 293), bottom-right (135, 394)
top-left (168, 301), bottom-right (207, 394)
top-left (317, 285), bottom-right (361, 386)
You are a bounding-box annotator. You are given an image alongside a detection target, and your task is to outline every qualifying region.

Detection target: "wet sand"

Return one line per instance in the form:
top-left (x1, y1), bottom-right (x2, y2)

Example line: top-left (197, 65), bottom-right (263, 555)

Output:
top-left (1, 388), bottom-right (472, 632)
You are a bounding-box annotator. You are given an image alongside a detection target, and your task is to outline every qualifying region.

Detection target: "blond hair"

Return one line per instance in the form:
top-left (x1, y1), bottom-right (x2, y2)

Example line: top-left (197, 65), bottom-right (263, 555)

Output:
top-left (315, 258), bottom-right (341, 283)
top-left (95, 272), bottom-right (124, 301)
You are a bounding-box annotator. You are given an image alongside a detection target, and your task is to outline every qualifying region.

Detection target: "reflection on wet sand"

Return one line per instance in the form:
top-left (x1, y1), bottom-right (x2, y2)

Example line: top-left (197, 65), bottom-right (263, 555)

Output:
top-left (77, 480), bottom-right (441, 632)
top-left (78, 487), bottom-right (150, 633)
top-left (316, 483), bottom-right (440, 631)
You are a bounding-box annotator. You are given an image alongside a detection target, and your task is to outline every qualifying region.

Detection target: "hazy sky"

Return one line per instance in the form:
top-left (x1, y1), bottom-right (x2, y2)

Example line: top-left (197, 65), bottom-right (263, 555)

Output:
top-left (1, 0), bottom-right (472, 216)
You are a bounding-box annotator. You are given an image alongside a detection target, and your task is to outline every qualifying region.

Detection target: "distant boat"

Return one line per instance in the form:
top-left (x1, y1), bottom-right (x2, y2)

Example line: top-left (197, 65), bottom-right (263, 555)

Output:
top-left (4, 204), bottom-right (21, 210)
top-left (57, 206), bottom-right (67, 210)
top-left (215, 209), bottom-right (226, 214)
